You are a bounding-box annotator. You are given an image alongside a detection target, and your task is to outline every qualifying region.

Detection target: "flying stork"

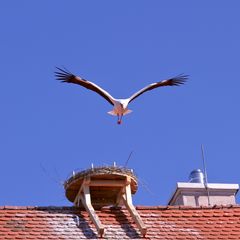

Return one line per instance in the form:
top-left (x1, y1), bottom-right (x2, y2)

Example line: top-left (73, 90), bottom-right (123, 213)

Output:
top-left (55, 67), bottom-right (187, 124)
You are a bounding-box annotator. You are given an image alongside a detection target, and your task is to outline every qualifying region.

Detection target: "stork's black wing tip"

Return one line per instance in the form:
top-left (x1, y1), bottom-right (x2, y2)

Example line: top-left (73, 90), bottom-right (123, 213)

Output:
top-left (176, 73), bottom-right (189, 79)
top-left (55, 66), bottom-right (72, 75)
top-left (172, 74), bottom-right (188, 85)
top-left (54, 66), bottom-right (74, 81)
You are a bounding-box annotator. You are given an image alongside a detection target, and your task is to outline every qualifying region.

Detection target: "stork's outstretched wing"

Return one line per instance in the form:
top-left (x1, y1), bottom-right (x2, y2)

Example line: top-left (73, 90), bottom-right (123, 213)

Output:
top-left (55, 67), bottom-right (115, 105)
top-left (128, 74), bottom-right (188, 103)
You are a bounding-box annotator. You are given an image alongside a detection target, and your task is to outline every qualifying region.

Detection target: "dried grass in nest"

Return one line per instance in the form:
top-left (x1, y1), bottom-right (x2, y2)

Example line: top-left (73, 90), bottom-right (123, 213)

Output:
top-left (64, 166), bottom-right (137, 188)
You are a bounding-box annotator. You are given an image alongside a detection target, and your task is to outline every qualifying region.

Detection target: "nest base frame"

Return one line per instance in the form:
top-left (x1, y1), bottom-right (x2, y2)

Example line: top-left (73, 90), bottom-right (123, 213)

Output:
top-left (74, 175), bottom-right (147, 237)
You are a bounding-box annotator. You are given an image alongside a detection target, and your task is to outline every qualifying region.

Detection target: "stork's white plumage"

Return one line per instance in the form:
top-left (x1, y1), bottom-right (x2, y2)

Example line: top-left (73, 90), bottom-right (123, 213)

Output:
top-left (55, 67), bottom-right (188, 124)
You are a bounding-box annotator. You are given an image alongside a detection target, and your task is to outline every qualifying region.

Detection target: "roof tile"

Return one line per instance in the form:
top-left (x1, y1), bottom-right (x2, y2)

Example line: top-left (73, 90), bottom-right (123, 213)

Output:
top-left (0, 205), bottom-right (240, 239)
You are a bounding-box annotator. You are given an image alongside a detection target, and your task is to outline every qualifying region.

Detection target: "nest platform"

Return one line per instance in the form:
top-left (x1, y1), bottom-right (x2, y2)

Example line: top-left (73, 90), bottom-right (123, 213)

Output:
top-left (64, 166), bottom-right (138, 207)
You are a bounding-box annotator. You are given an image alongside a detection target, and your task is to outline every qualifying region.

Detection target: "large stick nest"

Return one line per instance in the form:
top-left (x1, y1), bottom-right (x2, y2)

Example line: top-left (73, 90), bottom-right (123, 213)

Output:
top-left (64, 166), bottom-right (138, 189)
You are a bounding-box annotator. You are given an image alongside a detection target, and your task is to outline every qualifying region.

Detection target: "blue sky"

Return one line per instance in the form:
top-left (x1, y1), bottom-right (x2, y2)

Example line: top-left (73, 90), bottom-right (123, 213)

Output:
top-left (0, 1), bottom-right (240, 206)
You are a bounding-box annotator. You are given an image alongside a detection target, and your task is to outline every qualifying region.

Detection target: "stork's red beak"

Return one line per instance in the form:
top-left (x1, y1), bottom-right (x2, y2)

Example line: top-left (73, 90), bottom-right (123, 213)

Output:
top-left (117, 120), bottom-right (122, 124)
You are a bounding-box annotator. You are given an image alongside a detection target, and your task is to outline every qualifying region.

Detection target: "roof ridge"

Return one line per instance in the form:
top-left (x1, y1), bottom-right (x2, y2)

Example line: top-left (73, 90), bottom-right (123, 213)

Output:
top-left (0, 206), bottom-right (79, 210)
top-left (0, 204), bottom-right (240, 211)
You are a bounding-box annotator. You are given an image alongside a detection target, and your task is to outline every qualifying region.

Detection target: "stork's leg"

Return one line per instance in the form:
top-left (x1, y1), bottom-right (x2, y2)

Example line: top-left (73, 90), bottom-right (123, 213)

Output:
top-left (117, 114), bottom-right (123, 124)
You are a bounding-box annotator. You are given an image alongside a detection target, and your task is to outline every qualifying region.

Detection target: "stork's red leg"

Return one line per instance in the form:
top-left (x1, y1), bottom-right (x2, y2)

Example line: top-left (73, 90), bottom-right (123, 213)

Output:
top-left (117, 114), bottom-right (123, 124)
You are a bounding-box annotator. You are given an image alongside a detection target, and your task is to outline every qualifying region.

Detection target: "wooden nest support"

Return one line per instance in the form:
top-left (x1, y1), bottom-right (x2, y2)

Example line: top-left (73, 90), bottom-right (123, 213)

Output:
top-left (64, 166), bottom-right (146, 237)
top-left (64, 166), bottom-right (138, 207)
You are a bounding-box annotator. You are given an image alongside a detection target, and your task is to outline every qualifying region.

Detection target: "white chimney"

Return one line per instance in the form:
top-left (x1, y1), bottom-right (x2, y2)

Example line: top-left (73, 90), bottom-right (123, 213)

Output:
top-left (168, 169), bottom-right (239, 207)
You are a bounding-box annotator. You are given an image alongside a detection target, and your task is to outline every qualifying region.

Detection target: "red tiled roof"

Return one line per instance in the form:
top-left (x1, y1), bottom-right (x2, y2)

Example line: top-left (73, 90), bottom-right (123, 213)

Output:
top-left (0, 205), bottom-right (240, 239)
